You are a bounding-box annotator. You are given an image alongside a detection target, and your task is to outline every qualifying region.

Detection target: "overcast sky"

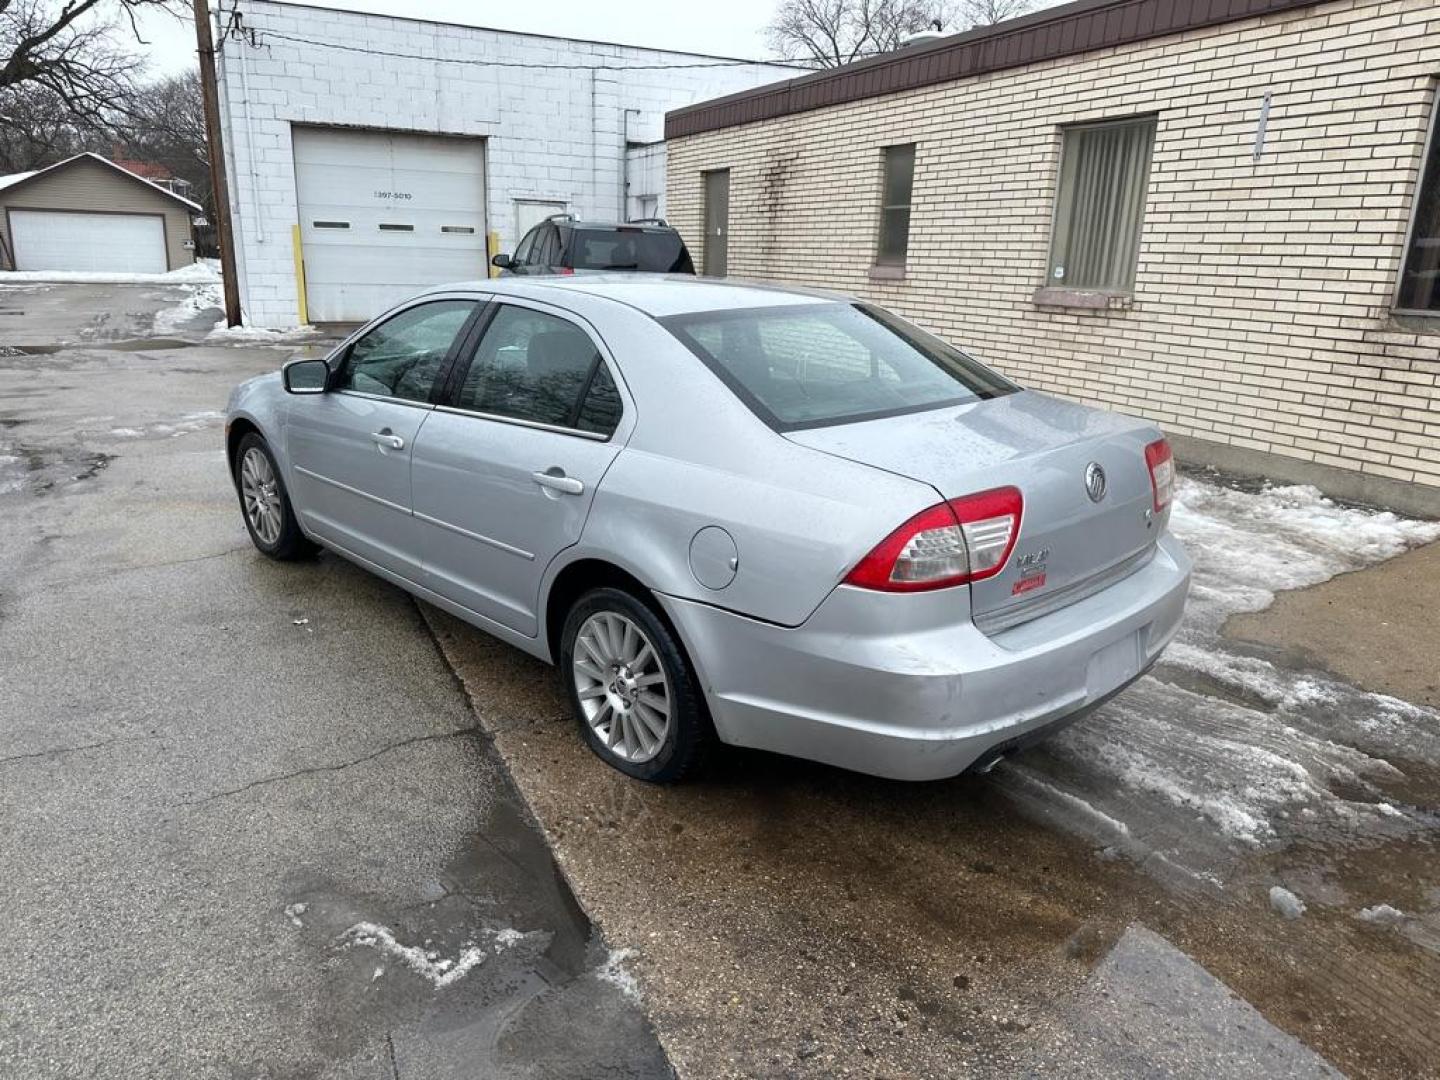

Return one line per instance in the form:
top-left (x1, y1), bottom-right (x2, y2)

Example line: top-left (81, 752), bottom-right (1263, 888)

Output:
top-left (135, 0), bottom-right (788, 77)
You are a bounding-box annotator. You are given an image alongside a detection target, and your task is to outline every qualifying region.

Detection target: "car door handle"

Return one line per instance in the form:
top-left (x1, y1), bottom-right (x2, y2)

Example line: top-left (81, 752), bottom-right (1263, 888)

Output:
top-left (371, 431), bottom-right (405, 450)
top-left (532, 470), bottom-right (584, 495)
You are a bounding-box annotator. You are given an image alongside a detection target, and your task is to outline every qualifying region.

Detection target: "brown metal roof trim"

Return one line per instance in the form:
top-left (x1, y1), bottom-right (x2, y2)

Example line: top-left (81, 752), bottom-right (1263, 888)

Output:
top-left (666, 0), bottom-right (1324, 139)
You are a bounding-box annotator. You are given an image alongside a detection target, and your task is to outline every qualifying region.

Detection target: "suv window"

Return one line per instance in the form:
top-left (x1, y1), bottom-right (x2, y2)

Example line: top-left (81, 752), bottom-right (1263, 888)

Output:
top-left (536, 225), bottom-right (562, 267)
top-left (663, 303), bottom-right (1016, 430)
top-left (513, 226), bottom-right (540, 266)
top-left (336, 300), bottom-right (476, 402)
top-left (454, 305), bottom-right (620, 435)
top-left (568, 227), bottom-right (693, 273)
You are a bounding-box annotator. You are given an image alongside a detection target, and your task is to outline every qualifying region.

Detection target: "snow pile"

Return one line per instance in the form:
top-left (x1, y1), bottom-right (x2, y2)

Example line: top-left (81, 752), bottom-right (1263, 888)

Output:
top-left (152, 281), bottom-right (224, 336)
top-left (1169, 477), bottom-right (1440, 635)
top-left (205, 322), bottom-right (322, 345)
top-left (0, 261), bottom-right (221, 285)
top-left (1270, 886), bottom-right (1306, 920)
top-left (1356, 904), bottom-right (1407, 926)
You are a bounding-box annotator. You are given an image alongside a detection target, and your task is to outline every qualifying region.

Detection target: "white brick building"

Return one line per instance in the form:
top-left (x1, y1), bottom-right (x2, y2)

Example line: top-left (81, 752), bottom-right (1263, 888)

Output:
top-left (666, 0), bottom-right (1440, 513)
top-left (213, 1), bottom-right (793, 326)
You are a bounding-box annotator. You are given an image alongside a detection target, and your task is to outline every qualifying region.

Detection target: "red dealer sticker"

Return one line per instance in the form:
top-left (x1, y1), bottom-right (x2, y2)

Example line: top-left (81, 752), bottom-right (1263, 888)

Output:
top-left (1012, 573), bottom-right (1046, 596)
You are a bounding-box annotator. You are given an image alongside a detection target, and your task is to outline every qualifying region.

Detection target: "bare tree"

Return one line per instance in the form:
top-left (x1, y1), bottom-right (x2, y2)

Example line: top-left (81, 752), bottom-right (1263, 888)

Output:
top-left (1, 0), bottom-right (179, 123)
top-left (120, 68), bottom-right (207, 203)
top-left (766, 0), bottom-right (956, 67)
top-left (0, 83), bottom-right (106, 173)
top-left (955, 0), bottom-right (1037, 28)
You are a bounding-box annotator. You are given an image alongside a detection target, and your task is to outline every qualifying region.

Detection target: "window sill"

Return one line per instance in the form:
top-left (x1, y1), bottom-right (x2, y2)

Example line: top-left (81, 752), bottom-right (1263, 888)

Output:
top-left (1032, 287), bottom-right (1133, 311)
top-left (1387, 311), bottom-right (1440, 337)
top-left (868, 263), bottom-right (907, 283)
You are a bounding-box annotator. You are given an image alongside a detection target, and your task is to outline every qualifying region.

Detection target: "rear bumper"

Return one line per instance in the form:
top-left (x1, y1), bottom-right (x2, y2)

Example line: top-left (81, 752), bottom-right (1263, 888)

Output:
top-left (659, 533), bottom-right (1191, 781)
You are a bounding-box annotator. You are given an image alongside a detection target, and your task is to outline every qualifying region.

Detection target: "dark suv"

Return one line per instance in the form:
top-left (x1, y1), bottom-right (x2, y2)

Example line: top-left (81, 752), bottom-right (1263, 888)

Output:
top-left (491, 216), bottom-right (695, 276)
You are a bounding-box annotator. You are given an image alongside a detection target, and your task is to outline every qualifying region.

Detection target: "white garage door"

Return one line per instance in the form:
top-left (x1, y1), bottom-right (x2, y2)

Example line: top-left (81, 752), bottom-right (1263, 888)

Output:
top-left (10, 210), bottom-right (167, 274)
top-left (293, 128), bottom-right (488, 323)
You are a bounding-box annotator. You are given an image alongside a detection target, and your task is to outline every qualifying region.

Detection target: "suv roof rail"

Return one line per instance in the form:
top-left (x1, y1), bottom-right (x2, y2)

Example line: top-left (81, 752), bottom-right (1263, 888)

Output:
top-left (544, 212), bottom-right (576, 222)
top-left (626, 217), bottom-right (668, 226)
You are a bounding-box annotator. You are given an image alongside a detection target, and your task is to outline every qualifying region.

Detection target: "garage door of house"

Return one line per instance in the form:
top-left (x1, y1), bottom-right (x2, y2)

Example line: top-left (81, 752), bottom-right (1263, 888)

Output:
top-left (10, 210), bottom-right (167, 273)
top-left (293, 128), bottom-right (487, 323)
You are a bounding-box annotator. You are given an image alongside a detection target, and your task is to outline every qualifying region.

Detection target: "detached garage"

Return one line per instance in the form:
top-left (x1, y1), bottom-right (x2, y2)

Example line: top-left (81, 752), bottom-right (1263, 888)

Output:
top-left (0, 153), bottom-right (200, 274)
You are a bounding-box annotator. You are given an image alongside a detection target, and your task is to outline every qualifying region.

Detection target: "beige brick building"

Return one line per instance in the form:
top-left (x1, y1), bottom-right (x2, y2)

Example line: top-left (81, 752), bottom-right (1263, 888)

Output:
top-left (665, 0), bottom-right (1440, 513)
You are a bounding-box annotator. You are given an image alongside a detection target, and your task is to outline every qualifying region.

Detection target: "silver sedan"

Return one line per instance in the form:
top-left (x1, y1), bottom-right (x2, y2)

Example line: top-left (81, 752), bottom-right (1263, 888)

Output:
top-left (226, 277), bottom-right (1191, 782)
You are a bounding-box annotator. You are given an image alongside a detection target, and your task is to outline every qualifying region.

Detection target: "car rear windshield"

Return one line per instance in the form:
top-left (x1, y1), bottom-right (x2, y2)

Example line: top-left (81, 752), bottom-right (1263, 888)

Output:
top-left (568, 228), bottom-right (694, 273)
top-left (662, 303), bottom-right (1018, 430)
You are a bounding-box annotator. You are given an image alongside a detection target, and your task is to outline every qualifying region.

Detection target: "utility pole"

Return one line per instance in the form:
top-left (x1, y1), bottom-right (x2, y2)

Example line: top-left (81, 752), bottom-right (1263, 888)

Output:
top-left (193, 0), bottom-right (242, 327)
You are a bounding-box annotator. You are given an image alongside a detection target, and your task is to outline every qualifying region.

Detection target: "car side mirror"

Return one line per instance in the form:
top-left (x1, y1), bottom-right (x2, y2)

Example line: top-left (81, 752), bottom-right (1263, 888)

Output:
top-left (491, 252), bottom-right (512, 269)
top-left (283, 357), bottom-right (329, 394)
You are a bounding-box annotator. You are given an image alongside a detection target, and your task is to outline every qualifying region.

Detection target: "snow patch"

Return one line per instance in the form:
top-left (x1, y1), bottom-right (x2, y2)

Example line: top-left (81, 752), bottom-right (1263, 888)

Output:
top-left (1270, 886), bottom-right (1306, 920)
top-left (0, 261), bottom-right (221, 285)
top-left (595, 948), bottom-right (642, 1003)
top-left (998, 474), bottom-right (1440, 869)
top-left (152, 281), bottom-right (223, 336)
top-left (339, 922), bottom-right (487, 990)
top-left (205, 322), bottom-right (322, 345)
top-left (1356, 904), bottom-right (1407, 926)
top-left (336, 921), bottom-right (535, 990)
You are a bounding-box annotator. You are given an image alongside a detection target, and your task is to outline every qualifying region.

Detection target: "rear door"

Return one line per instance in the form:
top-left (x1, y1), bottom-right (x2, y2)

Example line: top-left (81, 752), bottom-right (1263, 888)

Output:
top-left (285, 298), bottom-right (480, 580)
top-left (703, 169), bottom-right (729, 276)
top-left (411, 300), bottom-right (630, 636)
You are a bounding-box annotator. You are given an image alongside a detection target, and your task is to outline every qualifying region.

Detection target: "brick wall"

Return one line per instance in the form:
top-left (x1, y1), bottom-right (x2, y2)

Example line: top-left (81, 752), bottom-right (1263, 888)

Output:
top-left (666, 0), bottom-right (1440, 497)
top-left (214, 0), bottom-right (793, 327)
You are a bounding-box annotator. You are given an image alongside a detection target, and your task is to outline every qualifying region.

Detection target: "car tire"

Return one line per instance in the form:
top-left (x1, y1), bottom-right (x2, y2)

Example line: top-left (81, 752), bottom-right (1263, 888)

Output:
top-left (234, 433), bottom-right (316, 561)
top-left (561, 586), bottom-right (714, 783)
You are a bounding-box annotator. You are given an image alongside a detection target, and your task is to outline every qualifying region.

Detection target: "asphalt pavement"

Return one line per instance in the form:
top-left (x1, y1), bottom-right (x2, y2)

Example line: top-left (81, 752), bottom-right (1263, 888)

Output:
top-left (0, 284), bottom-right (668, 1079)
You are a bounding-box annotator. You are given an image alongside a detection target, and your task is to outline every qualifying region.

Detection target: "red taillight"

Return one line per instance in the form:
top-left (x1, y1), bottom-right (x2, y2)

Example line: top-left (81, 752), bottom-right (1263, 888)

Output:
top-left (1145, 438), bottom-right (1174, 513)
top-left (557, 266), bottom-right (575, 276)
top-left (844, 486), bottom-right (1023, 592)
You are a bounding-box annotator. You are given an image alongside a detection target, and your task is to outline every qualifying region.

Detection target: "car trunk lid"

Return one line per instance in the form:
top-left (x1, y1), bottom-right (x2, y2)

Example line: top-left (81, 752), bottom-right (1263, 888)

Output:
top-left (785, 390), bottom-right (1165, 627)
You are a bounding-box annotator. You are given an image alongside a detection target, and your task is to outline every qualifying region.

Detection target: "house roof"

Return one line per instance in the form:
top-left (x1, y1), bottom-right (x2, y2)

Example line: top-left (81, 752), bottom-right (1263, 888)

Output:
top-left (0, 170), bottom-right (39, 192)
top-left (0, 152), bottom-right (202, 212)
top-left (666, 0), bottom-right (1324, 139)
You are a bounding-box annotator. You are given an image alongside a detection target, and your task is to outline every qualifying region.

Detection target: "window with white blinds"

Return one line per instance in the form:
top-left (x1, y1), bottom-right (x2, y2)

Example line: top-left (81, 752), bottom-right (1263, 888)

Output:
top-left (1047, 117), bottom-right (1157, 291)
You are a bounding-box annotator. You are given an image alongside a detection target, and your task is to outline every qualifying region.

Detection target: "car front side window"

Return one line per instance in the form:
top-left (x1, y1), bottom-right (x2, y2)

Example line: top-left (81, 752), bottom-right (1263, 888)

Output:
top-left (452, 304), bottom-right (619, 435)
top-left (335, 300), bottom-right (477, 403)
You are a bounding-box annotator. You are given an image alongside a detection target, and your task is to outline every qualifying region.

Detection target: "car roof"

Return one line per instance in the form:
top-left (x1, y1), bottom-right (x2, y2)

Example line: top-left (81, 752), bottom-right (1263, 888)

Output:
top-left (423, 275), bottom-right (853, 319)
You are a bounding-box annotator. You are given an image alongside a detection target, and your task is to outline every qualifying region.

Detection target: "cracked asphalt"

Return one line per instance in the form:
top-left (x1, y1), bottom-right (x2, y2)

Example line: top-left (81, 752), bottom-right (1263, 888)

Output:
top-left (0, 284), bottom-right (669, 1079)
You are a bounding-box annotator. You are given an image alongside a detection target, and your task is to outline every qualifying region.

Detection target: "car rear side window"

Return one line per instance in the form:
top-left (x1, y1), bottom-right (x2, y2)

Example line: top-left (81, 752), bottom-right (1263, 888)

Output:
top-left (568, 228), bottom-right (693, 273)
top-left (452, 305), bottom-right (621, 435)
top-left (663, 303), bottom-right (1016, 430)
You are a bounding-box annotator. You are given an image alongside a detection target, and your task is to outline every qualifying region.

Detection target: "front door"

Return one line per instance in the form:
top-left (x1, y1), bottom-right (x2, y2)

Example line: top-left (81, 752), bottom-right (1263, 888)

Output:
top-left (285, 298), bottom-right (479, 580)
top-left (411, 300), bottom-right (628, 637)
top-left (703, 169), bottom-right (729, 277)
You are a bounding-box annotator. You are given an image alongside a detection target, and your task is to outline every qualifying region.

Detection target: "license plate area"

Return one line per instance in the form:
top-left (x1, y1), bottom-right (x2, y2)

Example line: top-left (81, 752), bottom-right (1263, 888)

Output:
top-left (1086, 630), bottom-right (1141, 697)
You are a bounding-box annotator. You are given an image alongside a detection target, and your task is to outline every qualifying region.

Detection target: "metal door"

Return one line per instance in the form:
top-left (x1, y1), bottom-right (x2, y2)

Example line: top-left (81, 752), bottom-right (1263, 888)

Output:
top-left (703, 169), bottom-right (729, 277)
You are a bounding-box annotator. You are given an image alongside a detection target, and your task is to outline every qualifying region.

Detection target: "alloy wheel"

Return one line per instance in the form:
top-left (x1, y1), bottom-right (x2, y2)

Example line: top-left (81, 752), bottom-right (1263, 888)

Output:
top-left (572, 610), bottom-right (672, 763)
top-left (240, 446), bottom-right (283, 546)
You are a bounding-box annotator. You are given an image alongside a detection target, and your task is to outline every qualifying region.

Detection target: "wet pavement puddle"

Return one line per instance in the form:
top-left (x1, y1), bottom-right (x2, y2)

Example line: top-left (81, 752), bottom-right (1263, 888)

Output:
top-left (278, 778), bottom-right (671, 1079)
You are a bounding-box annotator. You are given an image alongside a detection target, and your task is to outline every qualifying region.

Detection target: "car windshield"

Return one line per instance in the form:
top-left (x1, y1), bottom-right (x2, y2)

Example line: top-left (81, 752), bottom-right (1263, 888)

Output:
top-left (569, 228), bottom-right (693, 273)
top-left (662, 303), bottom-right (1017, 430)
